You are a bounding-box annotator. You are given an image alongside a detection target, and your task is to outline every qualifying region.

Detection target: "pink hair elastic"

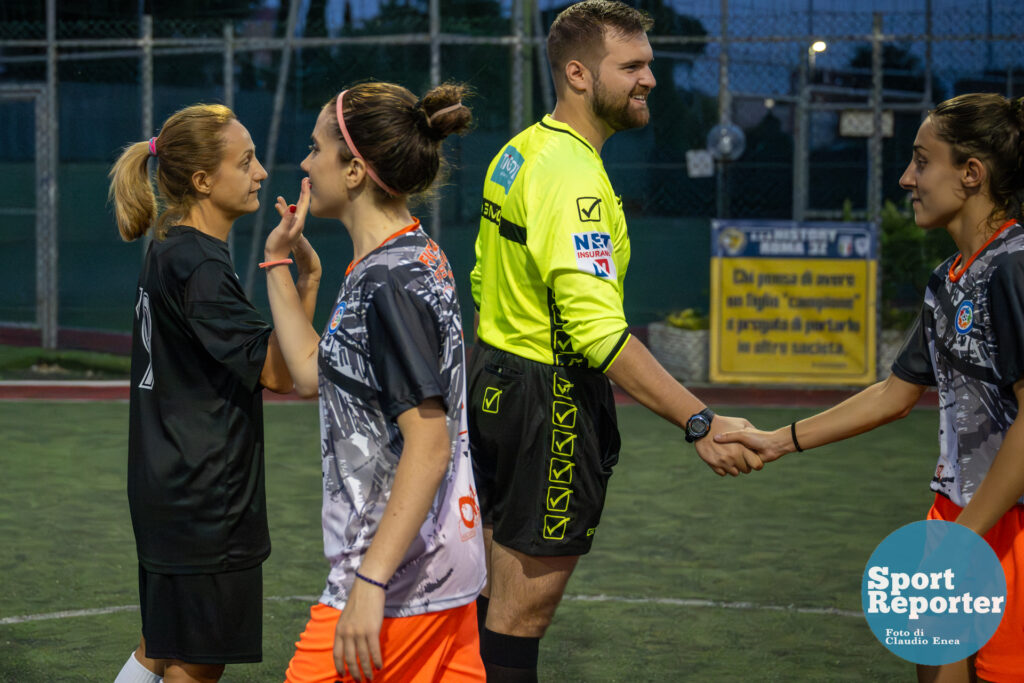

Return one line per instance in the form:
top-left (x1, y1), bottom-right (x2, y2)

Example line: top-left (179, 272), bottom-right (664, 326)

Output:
top-left (148, 137), bottom-right (158, 157)
top-left (427, 101), bottom-right (464, 126)
top-left (336, 89), bottom-right (399, 196)
top-left (258, 258), bottom-right (293, 269)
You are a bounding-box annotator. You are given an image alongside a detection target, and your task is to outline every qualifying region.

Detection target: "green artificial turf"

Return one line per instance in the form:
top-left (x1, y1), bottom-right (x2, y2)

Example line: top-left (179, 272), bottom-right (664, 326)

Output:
top-left (0, 401), bottom-right (938, 681)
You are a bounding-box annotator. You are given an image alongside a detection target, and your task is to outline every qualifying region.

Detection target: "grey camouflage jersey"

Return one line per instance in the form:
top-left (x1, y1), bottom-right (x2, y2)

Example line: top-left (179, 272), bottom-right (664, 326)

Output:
top-left (316, 224), bottom-right (485, 617)
top-left (893, 221), bottom-right (1024, 507)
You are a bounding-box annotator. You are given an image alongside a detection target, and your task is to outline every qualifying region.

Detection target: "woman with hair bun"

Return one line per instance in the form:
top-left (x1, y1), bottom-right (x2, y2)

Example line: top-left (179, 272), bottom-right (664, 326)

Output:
top-left (263, 82), bottom-right (485, 682)
top-left (109, 104), bottom-right (320, 683)
top-left (717, 92), bottom-right (1024, 683)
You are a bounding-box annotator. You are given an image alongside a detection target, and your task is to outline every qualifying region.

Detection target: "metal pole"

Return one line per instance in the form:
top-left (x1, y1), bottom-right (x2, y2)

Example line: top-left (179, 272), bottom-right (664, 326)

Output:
top-left (244, 0), bottom-right (301, 294)
top-left (716, 0), bottom-right (730, 219)
top-left (510, 0), bottom-right (525, 135)
top-left (224, 22), bottom-right (236, 255)
top-left (141, 16), bottom-right (153, 139)
top-left (534, 0), bottom-right (553, 114)
top-left (924, 0), bottom-right (933, 107)
top-left (39, 0), bottom-right (59, 349)
top-left (223, 22), bottom-right (235, 111)
top-left (868, 13), bottom-right (883, 225)
top-left (429, 0), bottom-right (442, 242)
top-left (140, 15), bottom-right (154, 261)
top-left (429, 0), bottom-right (440, 87)
top-left (717, 0), bottom-right (731, 125)
top-left (793, 52), bottom-right (808, 222)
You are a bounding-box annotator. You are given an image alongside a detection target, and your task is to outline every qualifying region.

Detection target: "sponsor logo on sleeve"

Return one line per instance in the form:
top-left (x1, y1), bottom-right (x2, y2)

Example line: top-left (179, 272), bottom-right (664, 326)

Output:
top-left (572, 231), bottom-right (616, 279)
top-left (490, 146), bottom-right (525, 194)
top-left (576, 196), bottom-right (601, 222)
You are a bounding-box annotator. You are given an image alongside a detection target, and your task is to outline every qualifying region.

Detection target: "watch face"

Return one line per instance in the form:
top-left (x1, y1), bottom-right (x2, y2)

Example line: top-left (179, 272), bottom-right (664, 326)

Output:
top-left (690, 416), bottom-right (710, 437)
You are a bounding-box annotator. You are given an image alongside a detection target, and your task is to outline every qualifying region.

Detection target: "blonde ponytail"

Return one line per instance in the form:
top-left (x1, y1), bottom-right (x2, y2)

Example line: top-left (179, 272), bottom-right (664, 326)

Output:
top-left (107, 140), bottom-right (157, 242)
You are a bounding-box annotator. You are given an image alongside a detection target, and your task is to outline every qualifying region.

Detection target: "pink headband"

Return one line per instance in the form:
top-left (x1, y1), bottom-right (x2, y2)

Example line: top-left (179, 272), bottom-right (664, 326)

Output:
top-left (148, 137), bottom-right (157, 157)
top-left (336, 90), bottom-right (399, 196)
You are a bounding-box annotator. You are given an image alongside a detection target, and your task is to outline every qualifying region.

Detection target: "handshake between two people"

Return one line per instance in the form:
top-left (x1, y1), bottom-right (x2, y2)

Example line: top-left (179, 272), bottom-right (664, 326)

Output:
top-left (694, 415), bottom-right (797, 477)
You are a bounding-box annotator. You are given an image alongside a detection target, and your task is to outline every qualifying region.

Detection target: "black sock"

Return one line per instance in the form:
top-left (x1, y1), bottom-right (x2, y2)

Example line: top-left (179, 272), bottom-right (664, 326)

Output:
top-left (476, 595), bottom-right (489, 639)
top-left (480, 628), bottom-right (539, 683)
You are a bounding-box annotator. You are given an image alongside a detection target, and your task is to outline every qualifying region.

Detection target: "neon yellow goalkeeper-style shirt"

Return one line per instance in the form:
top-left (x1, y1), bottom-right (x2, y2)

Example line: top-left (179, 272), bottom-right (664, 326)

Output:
top-left (470, 114), bottom-right (631, 372)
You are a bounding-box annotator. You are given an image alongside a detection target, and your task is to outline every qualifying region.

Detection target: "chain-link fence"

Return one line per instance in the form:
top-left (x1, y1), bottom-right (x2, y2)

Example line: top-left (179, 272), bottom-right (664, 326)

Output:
top-left (1, 0), bottom-right (1021, 348)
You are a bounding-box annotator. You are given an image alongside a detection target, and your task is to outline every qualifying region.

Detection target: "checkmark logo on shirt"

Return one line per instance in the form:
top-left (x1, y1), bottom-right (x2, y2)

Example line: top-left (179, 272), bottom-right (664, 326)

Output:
top-left (551, 429), bottom-right (576, 458)
top-left (552, 401), bottom-right (577, 429)
top-left (482, 387), bottom-right (501, 414)
top-left (552, 375), bottom-right (573, 398)
top-left (542, 514), bottom-right (570, 540)
top-left (554, 332), bottom-right (574, 352)
top-left (549, 457), bottom-right (574, 484)
top-left (576, 197), bottom-right (601, 222)
top-left (546, 486), bottom-right (571, 512)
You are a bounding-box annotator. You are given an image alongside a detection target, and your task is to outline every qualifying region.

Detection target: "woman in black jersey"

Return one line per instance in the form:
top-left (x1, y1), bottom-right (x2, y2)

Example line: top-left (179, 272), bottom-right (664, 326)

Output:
top-left (108, 104), bottom-right (320, 683)
top-left (718, 93), bottom-right (1024, 683)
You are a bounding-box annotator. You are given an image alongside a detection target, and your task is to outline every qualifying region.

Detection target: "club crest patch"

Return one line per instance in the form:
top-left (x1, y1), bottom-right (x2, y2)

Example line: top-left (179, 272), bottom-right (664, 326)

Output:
top-left (328, 301), bottom-right (347, 334)
top-left (572, 231), bottom-right (615, 279)
top-left (955, 301), bottom-right (973, 334)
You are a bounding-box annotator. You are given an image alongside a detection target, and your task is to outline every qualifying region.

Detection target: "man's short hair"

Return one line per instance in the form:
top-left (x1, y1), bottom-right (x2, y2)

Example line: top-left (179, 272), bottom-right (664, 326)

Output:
top-left (547, 0), bottom-right (654, 86)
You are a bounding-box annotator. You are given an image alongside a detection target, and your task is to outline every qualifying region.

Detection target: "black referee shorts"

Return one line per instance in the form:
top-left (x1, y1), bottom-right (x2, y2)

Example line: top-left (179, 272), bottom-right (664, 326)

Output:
top-left (139, 563), bottom-right (263, 664)
top-left (468, 341), bottom-right (621, 556)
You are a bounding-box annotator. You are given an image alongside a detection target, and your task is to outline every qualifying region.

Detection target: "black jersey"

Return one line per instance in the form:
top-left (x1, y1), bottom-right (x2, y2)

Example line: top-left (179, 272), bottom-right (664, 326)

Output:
top-left (128, 225), bottom-right (272, 573)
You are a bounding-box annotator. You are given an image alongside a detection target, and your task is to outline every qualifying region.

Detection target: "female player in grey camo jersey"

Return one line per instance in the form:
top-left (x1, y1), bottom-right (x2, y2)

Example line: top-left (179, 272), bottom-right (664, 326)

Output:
top-left (718, 93), bottom-right (1024, 683)
top-left (262, 82), bottom-right (487, 683)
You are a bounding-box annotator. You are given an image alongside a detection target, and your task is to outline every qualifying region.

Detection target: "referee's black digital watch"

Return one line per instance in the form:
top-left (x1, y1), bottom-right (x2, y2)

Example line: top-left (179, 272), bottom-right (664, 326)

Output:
top-left (684, 407), bottom-right (716, 442)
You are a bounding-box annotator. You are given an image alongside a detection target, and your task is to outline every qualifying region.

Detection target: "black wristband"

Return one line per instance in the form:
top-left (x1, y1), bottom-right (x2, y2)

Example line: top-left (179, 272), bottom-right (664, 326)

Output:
top-left (354, 570), bottom-right (389, 590)
top-left (790, 421), bottom-right (804, 452)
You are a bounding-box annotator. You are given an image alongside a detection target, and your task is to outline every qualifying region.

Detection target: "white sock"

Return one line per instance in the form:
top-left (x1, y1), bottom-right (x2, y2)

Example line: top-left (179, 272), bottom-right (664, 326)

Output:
top-left (113, 651), bottom-right (162, 683)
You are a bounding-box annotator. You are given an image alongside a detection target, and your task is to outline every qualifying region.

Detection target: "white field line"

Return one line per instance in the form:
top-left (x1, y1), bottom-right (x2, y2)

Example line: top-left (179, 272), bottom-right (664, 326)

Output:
top-left (0, 594), bottom-right (862, 626)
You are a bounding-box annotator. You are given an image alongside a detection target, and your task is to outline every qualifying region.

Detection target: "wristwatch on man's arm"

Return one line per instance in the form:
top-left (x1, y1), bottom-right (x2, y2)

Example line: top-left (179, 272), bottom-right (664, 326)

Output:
top-left (684, 408), bottom-right (716, 443)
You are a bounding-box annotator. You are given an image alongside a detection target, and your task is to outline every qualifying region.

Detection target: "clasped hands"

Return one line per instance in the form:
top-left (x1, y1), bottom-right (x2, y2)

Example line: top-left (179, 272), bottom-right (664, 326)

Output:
top-left (696, 416), bottom-right (793, 476)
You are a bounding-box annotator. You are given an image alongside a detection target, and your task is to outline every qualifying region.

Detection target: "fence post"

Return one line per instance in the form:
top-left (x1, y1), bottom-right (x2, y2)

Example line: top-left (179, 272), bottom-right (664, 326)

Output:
top-left (793, 53), bottom-right (808, 222)
top-left (244, 0), bottom-right (300, 294)
top-left (868, 12), bottom-right (883, 225)
top-left (428, 0), bottom-right (442, 242)
top-left (510, 0), bottom-right (525, 136)
top-left (39, 0), bottom-right (59, 349)
top-left (534, 0), bottom-right (553, 114)
top-left (224, 22), bottom-right (235, 254)
top-left (141, 15), bottom-right (153, 143)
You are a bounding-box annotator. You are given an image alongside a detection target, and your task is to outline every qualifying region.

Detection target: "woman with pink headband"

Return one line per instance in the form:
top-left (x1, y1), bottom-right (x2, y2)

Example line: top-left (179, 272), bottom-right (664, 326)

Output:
top-left (262, 82), bottom-right (486, 682)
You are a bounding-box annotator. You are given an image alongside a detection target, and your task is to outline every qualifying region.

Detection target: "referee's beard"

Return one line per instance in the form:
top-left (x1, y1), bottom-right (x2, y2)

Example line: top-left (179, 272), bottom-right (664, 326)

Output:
top-left (591, 79), bottom-right (651, 132)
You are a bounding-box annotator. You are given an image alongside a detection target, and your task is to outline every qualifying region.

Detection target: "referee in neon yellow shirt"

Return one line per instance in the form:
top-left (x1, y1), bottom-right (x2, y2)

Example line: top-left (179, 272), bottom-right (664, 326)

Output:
top-left (467, 2), bottom-right (764, 680)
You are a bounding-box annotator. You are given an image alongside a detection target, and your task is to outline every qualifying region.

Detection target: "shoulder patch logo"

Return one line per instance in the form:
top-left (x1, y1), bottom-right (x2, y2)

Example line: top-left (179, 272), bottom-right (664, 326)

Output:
top-left (490, 146), bottom-right (524, 194)
top-left (955, 301), bottom-right (973, 334)
top-left (576, 196), bottom-right (601, 222)
top-left (572, 231), bottom-right (616, 279)
top-left (328, 301), bottom-right (347, 334)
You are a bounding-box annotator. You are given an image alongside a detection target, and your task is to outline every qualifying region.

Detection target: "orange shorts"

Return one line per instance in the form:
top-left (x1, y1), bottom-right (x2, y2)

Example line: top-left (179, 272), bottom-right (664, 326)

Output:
top-left (283, 601), bottom-right (485, 683)
top-left (927, 494), bottom-right (1024, 682)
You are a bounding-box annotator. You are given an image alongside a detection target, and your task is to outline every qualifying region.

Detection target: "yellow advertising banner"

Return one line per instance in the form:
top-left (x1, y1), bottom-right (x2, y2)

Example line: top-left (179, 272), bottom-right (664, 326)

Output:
top-left (710, 220), bottom-right (878, 385)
